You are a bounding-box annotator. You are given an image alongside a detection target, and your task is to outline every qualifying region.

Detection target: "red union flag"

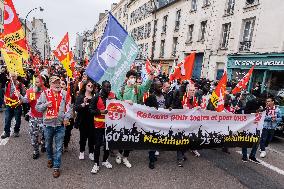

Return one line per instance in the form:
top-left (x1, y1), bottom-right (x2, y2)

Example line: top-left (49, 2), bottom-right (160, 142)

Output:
top-left (180, 53), bottom-right (196, 81)
top-left (3, 0), bottom-right (29, 60)
top-left (53, 33), bottom-right (73, 78)
top-left (232, 66), bottom-right (255, 95)
top-left (169, 53), bottom-right (196, 82)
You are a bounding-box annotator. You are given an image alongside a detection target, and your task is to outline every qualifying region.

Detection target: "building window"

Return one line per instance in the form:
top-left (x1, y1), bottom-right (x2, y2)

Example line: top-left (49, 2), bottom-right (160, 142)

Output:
top-left (203, 0), bottom-right (210, 7)
top-left (162, 15), bottom-right (168, 34)
top-left (220, 23), bottom-right (231, 49)
top-left (225, 0), bottom-right (235, 15)
top-left (239, 18), bottom-right (255, 51)
top-left (119, 8), bottom-right (122, 19)
top-left (199, 21), bottom-right (207, 41)
top-left (152, 41), bottom-right (156, 57)
top-left (175, 10), bottom-right (181, 31)
top-left (147, 22), bottom-right (151, 38)
top-left (191, 0), bottom-right (197, 11)
top-left (186, 24), bottom-right (194, 43)
top-left (153, 20), bottom-right (158, 37)
top-left (160, 40), bottom-right (165, 58)
top-left (144, 43), bottom-right (149, 58)
top-left (172, 37), bottom-right (178, 57)
top-left (245, 0), bottom-right (259, 6)
top-left (123, 4), bottom-right (127, 16)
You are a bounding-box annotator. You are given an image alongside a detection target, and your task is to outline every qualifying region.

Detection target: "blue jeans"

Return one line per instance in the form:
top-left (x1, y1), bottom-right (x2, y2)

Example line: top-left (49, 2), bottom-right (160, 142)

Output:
top-left (242, 142), bottom-right (259, 159)
top-left (4, 106), bottom-right (22, 135)
top-left (44, 126), bottom-right (66, 169)
top-left (260, 128), bottom-right (275, 151)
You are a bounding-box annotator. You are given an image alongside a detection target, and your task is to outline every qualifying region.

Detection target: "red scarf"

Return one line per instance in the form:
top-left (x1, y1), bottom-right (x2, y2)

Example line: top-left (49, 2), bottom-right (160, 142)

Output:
top-left (44, 89), bottom-right (63, 119)
top-left (267, 106), bottom-right (276, 117)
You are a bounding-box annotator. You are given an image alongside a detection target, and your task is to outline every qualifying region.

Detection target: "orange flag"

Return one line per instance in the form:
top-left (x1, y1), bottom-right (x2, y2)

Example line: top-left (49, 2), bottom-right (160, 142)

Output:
top-left (210, 72), bottom-right (227, 112)
top-left (53, 33), bottom-right (73, 78)
top-left (232, 66), bottom-right (255, 95)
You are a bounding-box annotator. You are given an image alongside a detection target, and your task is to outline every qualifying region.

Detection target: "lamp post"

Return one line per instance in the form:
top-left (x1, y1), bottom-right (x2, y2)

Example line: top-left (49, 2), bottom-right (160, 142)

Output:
top-left (24, 7), bottom-right (44, 38)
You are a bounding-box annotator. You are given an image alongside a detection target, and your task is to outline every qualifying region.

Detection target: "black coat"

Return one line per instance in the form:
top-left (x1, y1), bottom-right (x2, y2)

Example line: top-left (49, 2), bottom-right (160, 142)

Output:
top-left (145, 91), bottom-right (173, 109)
top-left (74, 94), bottom-right (93, 129)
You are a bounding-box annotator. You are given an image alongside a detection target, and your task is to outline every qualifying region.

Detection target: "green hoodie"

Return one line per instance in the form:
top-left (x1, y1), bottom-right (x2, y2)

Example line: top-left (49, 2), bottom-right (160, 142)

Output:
top-left (116, 79), bottom-right (152, 104)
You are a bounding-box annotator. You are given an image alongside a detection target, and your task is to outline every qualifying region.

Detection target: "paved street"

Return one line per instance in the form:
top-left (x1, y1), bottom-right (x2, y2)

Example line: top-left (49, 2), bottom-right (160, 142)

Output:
top-left (0, 112), bottom-right (283, 189)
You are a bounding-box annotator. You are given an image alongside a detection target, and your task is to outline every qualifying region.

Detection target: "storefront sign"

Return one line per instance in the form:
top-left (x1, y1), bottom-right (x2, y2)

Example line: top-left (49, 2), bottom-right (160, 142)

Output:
top-left (228, 53), bottom-right (284, 69)
top-left (234, 60), bottom-right (284, 66)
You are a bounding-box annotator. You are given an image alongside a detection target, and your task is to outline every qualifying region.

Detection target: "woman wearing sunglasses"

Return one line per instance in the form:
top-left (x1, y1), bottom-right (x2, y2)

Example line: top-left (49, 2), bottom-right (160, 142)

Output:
top-left (74, 79), bottom-right (97, 160)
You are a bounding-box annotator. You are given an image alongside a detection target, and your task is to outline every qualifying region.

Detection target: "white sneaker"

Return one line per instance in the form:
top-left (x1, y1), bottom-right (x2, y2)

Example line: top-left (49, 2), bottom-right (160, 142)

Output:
top-left (260, 151), bottom-right (266, 158)
top-left (102, 160), bottom-right (113, 169)
top-left (79, 152), bottom-right (85, 160)
top-left (122, 157), bottom-right (132, 168)
top-left (192, 150), bottom-right (200, 157)
top-left (155, 151), bottom-right (159, 156)
top-left (91, 164), bottom-right (99, 174)
top-left (116, 155), bottom-right (122, 164)
top-left (89, 153), bottom-right (94, 161)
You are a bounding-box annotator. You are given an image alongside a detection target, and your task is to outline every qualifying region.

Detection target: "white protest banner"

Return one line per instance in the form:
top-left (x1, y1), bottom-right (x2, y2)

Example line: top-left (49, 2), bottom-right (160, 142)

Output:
top-left (106, 100), bottom-right (265, 151)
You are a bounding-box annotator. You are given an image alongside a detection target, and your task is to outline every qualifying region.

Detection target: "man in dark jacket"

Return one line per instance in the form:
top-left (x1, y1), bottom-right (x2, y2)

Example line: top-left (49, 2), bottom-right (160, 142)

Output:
top-left (145, 80), bottom-right (164, 169)
top-left (241, 94), bottom-right (264, 164)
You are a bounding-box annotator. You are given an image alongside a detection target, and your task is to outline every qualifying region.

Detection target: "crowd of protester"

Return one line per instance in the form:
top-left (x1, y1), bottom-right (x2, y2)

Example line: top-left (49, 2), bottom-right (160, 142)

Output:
top-left (0, 63), bottom-right (282, 178)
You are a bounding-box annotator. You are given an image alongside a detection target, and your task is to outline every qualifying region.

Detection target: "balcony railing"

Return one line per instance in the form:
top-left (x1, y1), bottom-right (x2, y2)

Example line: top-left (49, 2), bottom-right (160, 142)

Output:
top-left (239, 41), bottom-right (252, 51)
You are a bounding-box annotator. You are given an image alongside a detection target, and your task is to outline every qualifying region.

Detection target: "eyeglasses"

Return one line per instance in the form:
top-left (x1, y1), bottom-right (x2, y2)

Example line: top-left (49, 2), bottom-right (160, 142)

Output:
top-left (87, 85), bottom-right (93, 88)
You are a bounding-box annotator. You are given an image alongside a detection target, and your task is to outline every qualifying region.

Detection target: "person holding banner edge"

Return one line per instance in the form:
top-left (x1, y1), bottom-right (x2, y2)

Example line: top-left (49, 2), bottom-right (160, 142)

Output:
top-left (115, 70), bottom-right (154, 168)
top-left (259, 97), bottom-right (282, 158)
top-left (145, 80), bottom-right (173, 169)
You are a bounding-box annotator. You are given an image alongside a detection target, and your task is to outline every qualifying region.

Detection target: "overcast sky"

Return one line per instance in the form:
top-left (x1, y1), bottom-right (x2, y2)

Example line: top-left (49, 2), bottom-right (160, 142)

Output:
top-left (14, 0), bottom-right (118, 49)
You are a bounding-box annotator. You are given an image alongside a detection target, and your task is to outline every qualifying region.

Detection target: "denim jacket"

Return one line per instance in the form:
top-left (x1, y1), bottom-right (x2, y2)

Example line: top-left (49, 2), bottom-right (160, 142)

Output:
top-left (263, 106), bottom-right (282, 129)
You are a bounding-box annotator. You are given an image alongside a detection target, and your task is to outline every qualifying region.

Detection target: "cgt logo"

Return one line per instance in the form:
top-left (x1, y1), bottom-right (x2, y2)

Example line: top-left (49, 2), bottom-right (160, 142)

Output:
top-left (107, 103), bottom-right (126, 120)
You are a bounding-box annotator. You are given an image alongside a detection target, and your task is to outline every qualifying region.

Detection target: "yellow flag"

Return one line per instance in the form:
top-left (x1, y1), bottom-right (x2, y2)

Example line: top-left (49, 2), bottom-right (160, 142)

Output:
top-left (61, 52), bottom-right (73, 78)
top-left (1, 49), bottom-right (26, 77)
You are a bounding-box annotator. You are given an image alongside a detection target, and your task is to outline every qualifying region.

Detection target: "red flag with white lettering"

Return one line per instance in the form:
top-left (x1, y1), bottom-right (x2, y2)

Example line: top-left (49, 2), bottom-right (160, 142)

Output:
top-left (232, 66), bottom-right (255, 95)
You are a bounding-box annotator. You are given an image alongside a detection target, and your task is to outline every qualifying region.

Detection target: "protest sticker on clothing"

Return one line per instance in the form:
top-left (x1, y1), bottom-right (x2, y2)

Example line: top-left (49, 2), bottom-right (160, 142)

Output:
top-left (105, 100), bottom-right (265, 151)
